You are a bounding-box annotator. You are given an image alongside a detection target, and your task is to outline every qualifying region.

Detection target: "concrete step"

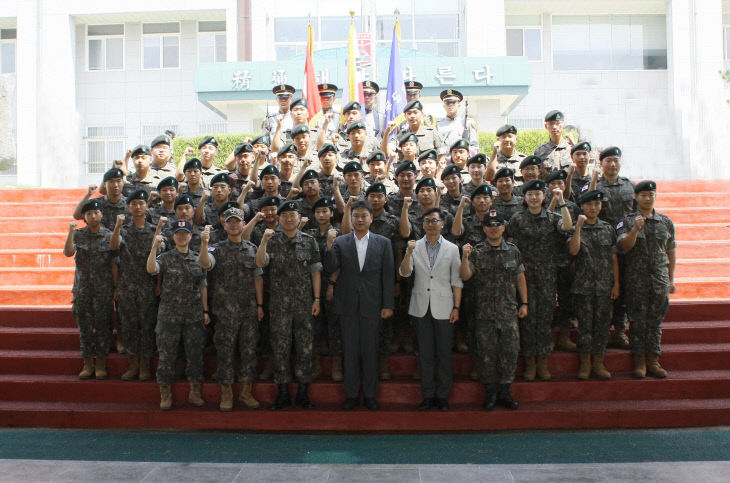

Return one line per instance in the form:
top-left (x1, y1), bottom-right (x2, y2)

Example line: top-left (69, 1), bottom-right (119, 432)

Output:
top-left (0, 202), bottom-right (77, 218)
top-left (0, 249), bottom-right (74, 268)
top-left (0, 188), bottom-right (88, 203)
top-left (0, 267), bottom-right (75, 285)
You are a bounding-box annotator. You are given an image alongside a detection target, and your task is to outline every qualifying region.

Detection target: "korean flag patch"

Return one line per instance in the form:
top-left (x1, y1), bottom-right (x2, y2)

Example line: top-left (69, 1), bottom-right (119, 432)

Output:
top-left (616, 221), bottom-right (623, 230)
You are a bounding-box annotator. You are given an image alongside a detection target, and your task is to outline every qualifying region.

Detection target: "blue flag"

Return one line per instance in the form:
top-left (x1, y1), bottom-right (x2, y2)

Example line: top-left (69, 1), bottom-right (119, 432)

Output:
top-left (383, 24), bottom-right (406, 141)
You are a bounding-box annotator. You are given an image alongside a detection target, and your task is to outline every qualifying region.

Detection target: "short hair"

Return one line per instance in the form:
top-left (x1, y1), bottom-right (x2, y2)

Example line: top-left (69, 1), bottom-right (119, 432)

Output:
top-left (421, 207), bottom-right (443, 220)
top-left (350, 200), bottom-right (373, 215)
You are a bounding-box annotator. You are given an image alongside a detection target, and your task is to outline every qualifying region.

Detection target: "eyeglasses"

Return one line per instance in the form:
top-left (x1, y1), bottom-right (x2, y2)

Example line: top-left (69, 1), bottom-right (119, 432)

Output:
top-left (423, 218), bottom-right (442, 224)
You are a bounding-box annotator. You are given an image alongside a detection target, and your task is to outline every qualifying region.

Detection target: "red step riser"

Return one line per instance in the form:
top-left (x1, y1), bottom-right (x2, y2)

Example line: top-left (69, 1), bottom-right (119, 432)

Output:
top-left (0, 204), bottom-right (78, 218)
top-left (0, 234), bottom-right (67, 250)
top-left (0, 270), bottom-right (74, 285)
top-left (654, 181), bottom-right (730, 192)
top-left (674, 225), bottom-right (730, 241)
top-left (0, 219), bottom-right (76, 233)
top-left (655, 194), bottom-right (730, 207)
top-left (657, 211), bottom-right (730, 224)
top-left (675, 260), bottom-right (730, 278)
top-left (676, 242), bottom-right (730, 259)
top-left (672, 281), bottom-right (730, 300)
top-left (0, 289), bottom-right (72, 306)
top-left (0, 189), bottom-right (88, 203)
top-left (0, 252), bottom-right (74, 268)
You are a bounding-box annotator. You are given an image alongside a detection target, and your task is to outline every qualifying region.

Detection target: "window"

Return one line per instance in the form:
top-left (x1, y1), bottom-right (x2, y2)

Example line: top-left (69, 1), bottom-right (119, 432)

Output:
top-left (199, 21), bottom-right (226, 63)
top-left (143, 22), bottom-right (180, 69)
top-left (85, 126), bottom-right (126, 174)
top-left (87, 24), bottom-right (124, 71)
top-left (1, 28), bottom-right (16, 74)
top-left (552, 15), bottom-right (667, 70)
top-left (140, 124), bottom-right (179, 147)
top-left (724, 25), bottom-right (730, 61)
top-left (199, 122), bottom-right (227, 134)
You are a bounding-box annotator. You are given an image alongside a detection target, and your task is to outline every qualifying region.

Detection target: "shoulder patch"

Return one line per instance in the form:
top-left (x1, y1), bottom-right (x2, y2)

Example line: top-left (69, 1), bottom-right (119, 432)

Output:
top-left (616, 221), bottom-right (623, 229)
top-left (208, 246), bottom-right (216, 252)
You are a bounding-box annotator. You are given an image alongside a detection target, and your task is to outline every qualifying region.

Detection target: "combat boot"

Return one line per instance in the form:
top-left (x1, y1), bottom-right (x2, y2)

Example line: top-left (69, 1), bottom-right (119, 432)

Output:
top-left (632, 354), bottom-right (646, 379)
top-left (379, 355), bottom-right (391, 380)
top-left (259, 357), bottom-right (273, 380)
top-left (188, 382), bottom-right (204, 406)
top-left (523, 356), bottom-right (536, 381)
top-left (121, 355), bottom-right (139, 381)
top-left (609, 329), bottom-right (630, 350)
top-left (483, 383), bottom-right (497, 410)
top-left (94, 356), bottom-right (108, 380)
top-left (331, 356), bottom-right (344, 382)
top-left (557, 327), bottom-right (576, 352)
top-left (270, 383), bottom-right (291, 410)
top-left (498, 384), bottom-right (519, 410)
top-left (592, 354), bottom-right (611, 380)
top-left (295, 383), bottom-right (315, 409)
top-left (312, 355), bottom-right (322, 380)
top-left (646, 354), bottom-right (668, 379)
top-left (238, 382), bottom-right (260, 408)
top-left (139, 357), bottom-right (152, 381)
top-left (79, 357), bottom-right (94, 379)
top-left (219, 385), bottom-right (233, 412)
top-left (159, 385), bottom-right (173, 410)
top-left (536, 355), bottom-right (551, 381)
top-left (577, 354), bottom-right (591, 380)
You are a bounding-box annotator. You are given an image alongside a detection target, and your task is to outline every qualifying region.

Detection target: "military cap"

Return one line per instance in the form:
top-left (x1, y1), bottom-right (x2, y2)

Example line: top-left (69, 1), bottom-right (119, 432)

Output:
top-left (183, 158), bottom-right (202, 172)
top-left (164, 129), bottom-right (175, 138)
top-left (342, 101), bottom-right (362, 113)
top-left (600, 146), bottom-right (622, 161)
top-left (398, 132), bottom-right (419, 147)
top-left (483, 209), bottom-right (505, 226)
top-left (277, 142), bottom-right (298, 157)
top-left (519, 155), bottom-right (542, 169)
top-left (210, 172), bottom-right (232, 187)
top-left (272, 84), bottom-right (295, 96)
top-left (291, 124), bottom-right (310, 138)
top-left (290, 98), bottom-right (308, 110)
top-left (259, 164), bottom-right (280, 180)
top-left (317, 83), bottom-right (338, 95)
top-left (366, 150), bottom-right (387, 164)
top-left (157, 176), bottom-right (178, 191)
top-left (404, 81), bottom-right (423, 92)
top-left (318, 143), bottom-right (337, 157)
top-left (415, 177), bottom-right (437, 193)
top-left (312, 197), bottom-right (334, 211)
top-left (450, 138), bottom-right (469, 152)
top-left (259, 196), bottom-right (281, 208)
top-left (198, 136), bottom-right (218, 149)
top-left (130, 144), bottom-right (151, 157)
top-left (366, 182), bottom-right (387, 196)
top-left (545, 169), bottom-right (568, 185)
top-left (403, 99), bottom-right (423, 112)
top-left (81, 198), bottom-right (103, 214)
top-left (345, 120), bottom-right (367, 135)
top-left (418, 149), bottom-right (438, 163)
top-left (544, 110), bottom-right (564, 122)
top-left (126, 189), bottom-right (149, 203)
top-left (343, 161), bottom-right (365, 174)
top-left (522, 179), bottom-right (546, 194)
top-left (251, 134), bottom-right (270, 146)
top-left (496, 124), bottom-right (518, 137)
top-left (174, 194), bottom-right (193, 208)
top-left (395, 161), bottom-right (417, 176)
top-left (472, 183), bottom-right (496, 198)
top-left (441, 164), bottom-right (462, 180)
top-left (467, 153), bottom-right (487, 166)
top-left (172, 219), bottom-right (192, 233)
top-left (571, 141), bottom-right (592, 155)
top-left (217, 201), bottom-right (239, 216)
top-left (362, 80), bottom-right (379, 93)
top-left (578, 190), bottom-right (605, 204)
top-left (440, 89), bottom-right (463, 102)
top-left (222, 206), bottom-right (245, 221)
top-left (634, 180), bottom-right (657, 194)
top-left (301, 169), bottom-right (319, 182)
top-left (234, 142), bottom-right (254, 156)
top-left (150, 135), bottom-right (171, 147)
top-left (103, 168), bottom-right (124, 182)
top-left (277, 200), bottom-right (299, 215)
top-left (492, 167), bottom-right (515, 181)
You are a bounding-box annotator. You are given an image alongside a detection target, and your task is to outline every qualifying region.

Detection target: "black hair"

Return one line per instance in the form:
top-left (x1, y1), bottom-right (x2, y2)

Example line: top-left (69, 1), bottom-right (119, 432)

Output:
top-left (350, 200), bottom-right (373, 215)
top-left (421, 207), bottom-right (443, 220)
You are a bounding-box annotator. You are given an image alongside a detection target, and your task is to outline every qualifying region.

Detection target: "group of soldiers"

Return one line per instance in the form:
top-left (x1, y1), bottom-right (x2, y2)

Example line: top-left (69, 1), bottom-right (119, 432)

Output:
top-left (63, 80), bottom-right (676, 412)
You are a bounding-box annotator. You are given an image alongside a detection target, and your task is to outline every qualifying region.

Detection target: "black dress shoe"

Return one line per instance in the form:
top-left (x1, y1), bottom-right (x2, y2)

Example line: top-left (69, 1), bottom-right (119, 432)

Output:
top-left (498, 383), bottom-right (519, 410)
top-left (341, 397), bottom-right (359, 410)
top-left (295, 383), bottom-right (315, 409)
top-left (364, 398), bottom-right (380, 410)
top-left (417, 398), bottom-right (434, 410)
top-left (436, 398), bottom-right (449, 411)
top-left (270, 383), bottom-right (291, 411)
top-left (483, 383), bottom-right (497, 411)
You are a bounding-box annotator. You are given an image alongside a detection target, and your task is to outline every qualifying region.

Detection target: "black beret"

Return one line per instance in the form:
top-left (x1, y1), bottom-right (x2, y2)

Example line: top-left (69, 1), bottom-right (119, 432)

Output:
top-left (544, 110), bottom-right (564, 122)
top-left (81, 198), bottom-right (103, 214)
top-left (398, 132), bottom-right (418, 147)
top-left (318, 143), bottom-right (337, 157)
top-left (259, 196), bottom-right (280, 208)
top-left (440, 89), bottom-right (463, 102)
top-left (634, 180), bottom-right (657, 194)
top-left (234, 143), bottom-right (254, 156)
top-left (183, 158), bottom-right (202, 172)
top-left (418, 149), bottom-right (438, 162)
top-left (366, 183), bottom-right (387, 196)
top-left (210, 173), bottom-right (232, 187)
top-left (150, 135), bottom-right (170, 147)
top-left (301, 169), bottom-right (319, 182)
top-left (217, 201), bottom-right (239, 216)
top-left (600, 146), bottom-right (622, 161)
top-left (492, 167), bottom-right (515, 182)
top-left (578, 190), bottom-right (605, 204)
top-left (126, 189), bottom-right (149, 203)
top-left (450, 138), bottom-right (469, 152)
top-left (103, 168), bottom-right (124, 182)
top-left (290, 98), bottom-right (308, 109)
top-left (545, 169), bottom-right (568, 184)
top-left (277, 200), bottom-right (299, 215)
top-left (174, 194), bottom-right (193, 208)
top-left (440, 164), bottom-right (462, 180)
top-left (342, 101), bottom-right (362, 113)
top-left (395, 161), bottom-right (417, 176)
top-left (367, 150), bottom-right (387, 164)
top-left (131, 144), bottom-right (151, 157)
top-left (198, 136), bottom-right (218, 149)
top-left (571, 141), bottom-right (592, 155)
top-left (272, 84), bottom-right (295, 96)
top-left (483, 209), bottom-right (505, 226)
top-left (404, 81), bottom-right (423, 91)
top-left (277, 142), bottom-right (298, 157)
top-left (259, 164), bottom-right (280, 180)
top-left (467, 153), bottom-right (486, 166)
top-left (522, 179), bottom-right (546, 194)
top-left (157, 176), bottom-right (178, 191)
top-left (496, 124), bottom-right (518, 137)
top-left (415, 177), bottom-right (437, 193)
top-left (312, 197), bottom-right (334, 211)
top-left (346, 121), bottom-right (367, 134)
top-left (317, 83), bottom-right (338, 94)
top-left (343, 161), bottom-right (365, 174)
top-left (404, 99), bottom-right (423, 112)
top-left (164, 129), bottom-right (175, 138)
top-left (251, 134), bottom-right (270, 146)
top-left (361, 80), bottom-right (379, 93)
top-left (519, 155), bottom-right (542, 169)
top-left (291, 124), bottom-right (310, 138)
top-left (472, 183), bottom-right (496, 198)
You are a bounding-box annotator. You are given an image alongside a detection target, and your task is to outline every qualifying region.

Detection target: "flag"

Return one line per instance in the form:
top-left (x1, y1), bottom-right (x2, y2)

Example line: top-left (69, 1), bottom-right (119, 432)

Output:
top-left (341, 16), bottom-right (365, 122)
top-left (383, 21), bottom-right (406, 140)
top-left (303, 23), bottom-right (321, 121)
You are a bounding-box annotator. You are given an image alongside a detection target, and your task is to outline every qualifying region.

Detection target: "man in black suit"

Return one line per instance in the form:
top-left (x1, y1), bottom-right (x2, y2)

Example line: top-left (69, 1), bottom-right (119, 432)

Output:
top-left (325, 200), bottom-right (395, 410)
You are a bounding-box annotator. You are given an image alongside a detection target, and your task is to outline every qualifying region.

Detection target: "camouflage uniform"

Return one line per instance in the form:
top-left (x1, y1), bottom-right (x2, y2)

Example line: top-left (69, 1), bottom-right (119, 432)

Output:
top-left (200, 164), bottom-right (226, 187)
top-left (389, 125), bottom-right (444, 161)
top-left (153, 249), bottom-right (208, 385)
top-left (296, 198), bottom-right (321, 232)
top-left (456, 213), bottom-right (489, 358)
top-left (306, 225), bottom-right (341, 357)
top-left (147, 204), bottom-right (175, 226)
top-left (123, 172), bottom-right (158, 198)
top-left (497, 151), bottom-right (527, 186)
top-left (569, 173), bottom-right (592, 203)
top-left (440, 191), bottom-right (463, 217)
top-left (618, 211), bottom-right (676, 356)
top-left (316, 172), bottom-right (337, 200)
top-left (491, 195), bottom-right (523, 221)
top-left (545, 198), bottom-right (581, 331)
top-left (386, 191), bottom-right (419, 216)
top-left (162, 220), bottom-right (203, 253)
top-left (369, 211), bottom-right (403, 355)
top-left (203, 199), bottom-right (233, 230)
top-left (569, 220), bottom-right (617, 355)
top-left (364, 174), bottom-right (397, 195)
top-left (182, 185), bottom-right (206, 208)
top-left (469, 240), bottom-right (525, 383)
top-left (249, 223), bottom-right (281, 362)
top-left (265, 231), bottom-right (322, 384)
top-left (506, 208), bottom-right (567, 357)
top-left (93, 195), bottom-right (129, 231)
top-left (149, 160), bottom-right (177, 181)
top-left (533, 139), bottom-right (571, 177)
top-left (207, 239), bottom-right (263, 385)
top-left (71, 226), bottom-right (115, 358)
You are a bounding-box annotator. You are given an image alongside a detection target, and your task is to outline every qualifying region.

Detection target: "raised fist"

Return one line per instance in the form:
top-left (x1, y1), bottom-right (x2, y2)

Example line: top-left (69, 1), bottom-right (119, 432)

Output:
top-left (87, 185), bottom-right (98, 196)
top-left (253, 212), bottom-right (265, 223)
top-left (492, 141), bottom-right (499, 155)
top-left (333, 174), bottom-right (343, 185)
top-left (289, 187), bottom-right (301, 197)
top-left (552, 188), bottom-right (564, 202)
top-left (406, 240), bottom-right (416, 253)
top-left (385, 120), bottom-right (396, 134)
top-left (262, 228), bottom-right (275, 242)
top-left (115, 214), bottom-right (125, 226)
top-left (576, 214), bottom-right (587, 226)
top-left (149, 190), bottom-right (159, 202)
top-left (201, 226), bottom-right (210, 243)
top-left (462, 244), bottom-right (473, 258)
top-left (403, 196), bottom-right (413, 209)
top-left (68, 221), bottom-right (77, 230)
top-left (327, 229), bottom-right (338, 243)
top-left (460, 196), bottom-right (471, 206)
top-left (184, 146), bottom-right (194, 156)
top-left (202, 189), bottom-right (211, 200)
top-left (154, 235), bottom-right (164, 245)
top-left (634, 216), bottom-right (646, 231)
top-left (325, 112), bottom-right (334, 123)
top-left (276, 114), bottom-right (284, 126)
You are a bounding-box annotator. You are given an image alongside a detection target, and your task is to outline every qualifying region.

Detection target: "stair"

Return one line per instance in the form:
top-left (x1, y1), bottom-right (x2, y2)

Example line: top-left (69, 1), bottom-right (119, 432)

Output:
top-left (1, 183), bottom-right (729, 432)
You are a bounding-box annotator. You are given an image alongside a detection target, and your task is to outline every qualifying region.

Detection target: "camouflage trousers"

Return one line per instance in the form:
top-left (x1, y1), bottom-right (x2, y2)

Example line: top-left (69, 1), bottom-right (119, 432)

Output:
top-left (156, 321), bottom-right (206, 385)
top-left (460, 282), bottom-right (478, 357)
top-left (476, 317), bottom-right (520, 384)
top-left (269, 308), bottom-right (314, 384)
top-left (72, 292), bottom-right (113, 358)
top-left (626, 289), bottom-right (670, 357)
top-left (214, 310), bottom-right (259, 385)
top-left (257, 290), bottom-right (272, 358)
top-left (553, 265), bottom-right (575, 329)
top-left (323, 300), bottom-right (343, 357)
top-left (574, 293), bottom-right (613, 355)
top-left (118, 292), bottom-right (158, 358)
top-left (612, 255), bottom-right (628, 330)
top-left (520, 268), bottom-right (557, 357)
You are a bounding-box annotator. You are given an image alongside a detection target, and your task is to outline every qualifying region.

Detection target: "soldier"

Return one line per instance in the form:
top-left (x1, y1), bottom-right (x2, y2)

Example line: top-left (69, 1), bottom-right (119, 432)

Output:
top-left (309, 83), bottom-right (340, 139)
top-left (568, 190), bottom-right (619, 380)
top-left (565, 141), bottom-right (593, 202)
top-left (617, 180), bottom-right (676, 379)
top-left (392, 81), bottom-right (436, 129)
top-left (462, 153), bottom-right (487, 199)
top-left (263, 84), bottom-right (296, 143)
top-left (163, 194), bottom-right (204, 252)
top-left (387, 161), bottom-right (419, 216)
top-left (417, 149), bottom-right (440, 183)
top-left (506, 179), bottom-right (572, 381)
top-left (449, 139), bottom-right (472, 186)
top-left (383, 100), bottom-right (445, 166)
top-left (294, 169), bottom-right (323, 232)
top-left (400, 177), bottom-right (454, 242)
top-left (148, 176), bottom-right (178, 226)
top-left (228, 143), bottom-right (259, 201)
top-left (195, 172), bottom-right (234, 229)
top-left (149, 134), bottom-right (177, 181)
top-left (73, 168), bottom-right (129, 231)
top-left (123, 145), bottom-right (157, 197)
top-left (276, 142), bottom-right (301, 198)
top-left (200, 207), bottom-right (265, 411)
top-left (180, 158), bottom-right (207, 207)
top-left (460, 210), bottom-right (527, 410)
top-left (336, 161), bottom-right (367, 213)
top-left (110, 190), bottom-right (162, 382)
top-left (396, 132), bottom-right (420, 165)
top-left (491, 167), bottom-right (523, 221)
top-left (313, 143), bottom-right (338, 199)
top-left (534, 110), bottom-right (573, 178)
top-left (440, 164), bottom-right (464, 216)
top-left (362, 81), bottom-right (382, 139)
top-left (197, 136), bottom-right (226, 186)
top-left (63, 199), bottom-right (115, 380)
top-left (146, 219), bottom-right (210, 410)
top-left (519, 155), bottom-right (542, 185)
top-left (364, 150), bottom-right (396, 194)
top-left (272, 98), bottom-right (310, 147)
top-left (340, 120), bottom-right (378, 167)
top-left (255, 201), bottom-right (322, 410)
top-left (436, 89), bottom-right (478, 156)
top-left (247, 165), bottom-right (286, 215)
top-left (486, 124), bottom-right (527, 185)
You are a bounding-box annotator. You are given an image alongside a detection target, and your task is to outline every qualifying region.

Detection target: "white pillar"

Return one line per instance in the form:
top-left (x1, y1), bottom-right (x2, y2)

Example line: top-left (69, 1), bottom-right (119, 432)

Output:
top-left (15, 1), bottom-right (40, 186)
top-left (465, 0), bottom-right (505, 57)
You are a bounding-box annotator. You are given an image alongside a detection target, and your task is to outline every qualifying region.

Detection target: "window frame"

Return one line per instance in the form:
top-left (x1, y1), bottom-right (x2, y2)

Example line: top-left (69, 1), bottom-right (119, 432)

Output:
top-left (197, 20), bottom-right (227, 64)
top-left (724, 24), bottom-right (730, 61)
top-left (84, 126), bottom-right (127, 175)
top-left (141, 22), bottom-right (181, 70)
top-left (85, 24), bottom-right (125, 72)
top-left (0, 38), bottom-right (16, 74)
top-left (505, 25), bottom-right (543, 62)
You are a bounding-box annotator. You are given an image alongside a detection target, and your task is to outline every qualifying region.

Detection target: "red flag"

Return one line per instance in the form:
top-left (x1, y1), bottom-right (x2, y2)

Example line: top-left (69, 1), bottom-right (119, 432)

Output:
top-left (303, 24), bottom-right (321, 121)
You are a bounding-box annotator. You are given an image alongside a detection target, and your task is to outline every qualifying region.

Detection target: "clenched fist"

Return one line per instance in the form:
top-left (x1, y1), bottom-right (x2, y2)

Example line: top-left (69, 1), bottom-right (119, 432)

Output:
top-left (262, 228), bottom-right (275, 242)
top-left (462, 243), bottom-right (473, 258)
top-left (406, 240), bottom-right (416, 253)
